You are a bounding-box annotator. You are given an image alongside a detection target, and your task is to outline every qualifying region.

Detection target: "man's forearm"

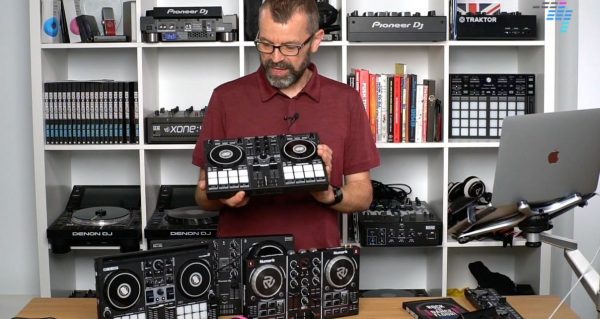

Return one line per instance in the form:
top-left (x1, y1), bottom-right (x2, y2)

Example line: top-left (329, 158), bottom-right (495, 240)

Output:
top-left (330, 179), bottom-right (372, 213)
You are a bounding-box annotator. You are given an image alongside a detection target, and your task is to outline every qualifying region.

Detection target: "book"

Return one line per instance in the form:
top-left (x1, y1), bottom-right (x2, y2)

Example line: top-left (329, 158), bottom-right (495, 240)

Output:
top-left (402, 298), bottom-right (468, 319)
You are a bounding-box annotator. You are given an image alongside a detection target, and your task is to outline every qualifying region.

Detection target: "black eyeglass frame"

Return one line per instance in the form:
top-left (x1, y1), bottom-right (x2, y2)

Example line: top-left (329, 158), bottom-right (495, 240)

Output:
top-left (254, 32), bottom-right (316, 56)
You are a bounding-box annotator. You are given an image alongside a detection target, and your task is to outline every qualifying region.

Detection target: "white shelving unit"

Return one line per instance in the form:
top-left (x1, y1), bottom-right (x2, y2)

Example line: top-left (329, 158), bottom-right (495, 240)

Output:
top-left (29, 0), bottom-right (555, 297)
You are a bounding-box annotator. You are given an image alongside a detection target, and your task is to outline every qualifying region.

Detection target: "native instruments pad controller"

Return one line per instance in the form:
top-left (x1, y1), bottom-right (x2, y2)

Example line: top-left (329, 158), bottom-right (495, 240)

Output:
top-left (204, 133), bottom-right (329, 199)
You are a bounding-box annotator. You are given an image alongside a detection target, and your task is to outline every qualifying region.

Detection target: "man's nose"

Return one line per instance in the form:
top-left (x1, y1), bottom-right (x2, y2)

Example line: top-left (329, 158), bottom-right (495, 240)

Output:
top-left (271, 47), bottom-right (285, 63)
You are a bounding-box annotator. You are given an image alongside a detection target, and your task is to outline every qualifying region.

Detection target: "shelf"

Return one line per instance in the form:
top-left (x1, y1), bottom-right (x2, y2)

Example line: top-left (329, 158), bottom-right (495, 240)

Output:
top-left (41, 43), bottom-right (138, 49)
top-left (446, 237), bottom-right (528, 248)
top-left (45, 145), bottom-right (141, 151)
top-left (447, 141), bottom-right (500, 148)
top-left (376, 142), bottom-right (444, 149)
top-left (143, 144), bottom-right (196, 150)
top-left (346, 41), bottom-right (446, 47)
top-left (448, 40), bottom-right (545, 47)
top-left (140, 41), bottom-right (241, 48)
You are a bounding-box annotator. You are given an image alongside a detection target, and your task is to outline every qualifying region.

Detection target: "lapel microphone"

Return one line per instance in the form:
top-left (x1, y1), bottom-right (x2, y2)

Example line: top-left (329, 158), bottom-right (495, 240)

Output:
top-left (284, 112), bottom-right (300, 125)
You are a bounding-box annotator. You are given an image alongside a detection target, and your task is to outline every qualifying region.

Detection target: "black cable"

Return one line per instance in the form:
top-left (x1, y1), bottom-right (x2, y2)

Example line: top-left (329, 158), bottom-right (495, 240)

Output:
top-left (371, 180), bottom-right (411, 203)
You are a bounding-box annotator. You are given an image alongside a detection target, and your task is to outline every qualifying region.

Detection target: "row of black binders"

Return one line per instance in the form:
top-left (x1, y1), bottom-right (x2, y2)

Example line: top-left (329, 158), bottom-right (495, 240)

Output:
top-left (43, 81), bottom-right (139, 144)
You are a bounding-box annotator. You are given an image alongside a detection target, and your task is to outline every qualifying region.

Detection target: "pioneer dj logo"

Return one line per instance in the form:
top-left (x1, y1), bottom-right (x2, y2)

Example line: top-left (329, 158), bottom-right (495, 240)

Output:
top-left (460, 16), bottom-right (497, 23)
top-left (336, 267), bottom-right (348, 280)
top-left (262, 276), bottom-right (275, 289)
top-left (166, 8), bottom-right (208, 15)
top-left (72, 231), bottom-right (113, 236)
top-left (371, 21), bottom-right (424, 30)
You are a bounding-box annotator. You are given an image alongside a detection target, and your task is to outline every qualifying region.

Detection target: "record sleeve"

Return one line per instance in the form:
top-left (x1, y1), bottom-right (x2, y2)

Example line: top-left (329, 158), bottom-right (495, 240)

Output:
top-left (402, 298), bottom-right (468, 319)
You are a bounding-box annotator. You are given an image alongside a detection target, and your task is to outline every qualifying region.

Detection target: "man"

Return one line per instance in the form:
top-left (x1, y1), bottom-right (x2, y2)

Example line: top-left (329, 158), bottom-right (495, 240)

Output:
top-left (192, 0), bottom-right (379, 249)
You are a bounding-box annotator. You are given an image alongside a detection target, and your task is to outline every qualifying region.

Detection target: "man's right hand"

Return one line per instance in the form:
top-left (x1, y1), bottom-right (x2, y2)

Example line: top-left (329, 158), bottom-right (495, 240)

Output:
top-left (198, 177), bottom-right (250, 208)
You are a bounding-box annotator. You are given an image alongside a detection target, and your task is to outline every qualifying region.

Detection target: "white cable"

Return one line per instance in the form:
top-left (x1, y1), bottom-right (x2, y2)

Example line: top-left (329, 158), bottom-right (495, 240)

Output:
top-left (547, 242), bottom-right (600, 319)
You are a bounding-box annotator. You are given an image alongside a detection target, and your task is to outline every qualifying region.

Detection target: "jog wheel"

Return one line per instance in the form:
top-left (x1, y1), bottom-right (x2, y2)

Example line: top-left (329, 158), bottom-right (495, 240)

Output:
top-left (249, 264), bottom-right (284, 298)
top-left (324, 256), bottom-right (356, 289)
top-left (282, 139), bottom-right (317, 163)
top-left (104, 270), bottom-right (141, 311)
top-left (164, 206), bottom-right (219, 226)
top-left (178, 259), bottom-right (212, 298)
top-left (208, 144), bottom-right (245, 168)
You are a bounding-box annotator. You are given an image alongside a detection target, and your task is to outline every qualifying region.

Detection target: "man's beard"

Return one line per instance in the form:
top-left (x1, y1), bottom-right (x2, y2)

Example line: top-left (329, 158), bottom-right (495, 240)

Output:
top-left (263, 54), bottom-right (310, 89)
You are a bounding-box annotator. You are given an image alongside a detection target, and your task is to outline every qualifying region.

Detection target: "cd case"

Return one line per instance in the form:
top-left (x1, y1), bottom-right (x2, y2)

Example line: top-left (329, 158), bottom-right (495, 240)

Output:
top-left (403, 298), bottom-right (469, 319)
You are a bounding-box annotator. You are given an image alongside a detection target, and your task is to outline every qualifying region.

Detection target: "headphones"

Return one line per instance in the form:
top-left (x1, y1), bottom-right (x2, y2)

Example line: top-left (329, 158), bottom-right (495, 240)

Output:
top-left (448, 176), bottom-right (487, 203)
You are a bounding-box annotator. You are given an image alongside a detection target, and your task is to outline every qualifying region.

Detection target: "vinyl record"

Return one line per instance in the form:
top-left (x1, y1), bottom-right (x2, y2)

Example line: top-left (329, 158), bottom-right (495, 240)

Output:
top-left (325, 256), bottom-right (356, 289)
top-left (104, 271), bottom-right (141, 310)
top-left (178, 260), bottom-right (212, 298)
top-left (282, 139), bottom-right (317, 162)
top-left (249, 264), bottom-right (284, 298)
top-left (164, 206), bottom-right (218, 226)
top-left (71, 206), bottom-right (131, 226)
top-left (208, 144), bottom-right (245, 168)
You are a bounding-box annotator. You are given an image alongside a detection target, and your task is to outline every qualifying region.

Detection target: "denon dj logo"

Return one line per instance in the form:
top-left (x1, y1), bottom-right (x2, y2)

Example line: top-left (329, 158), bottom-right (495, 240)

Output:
top-left (166, 8), bottom-right (208, 15)
top-left (371, 21), bottom-right (424, 30)
top-left (170, 231), bottom-right (211, 236)
top-left (459, 16), bottom-right (497, 23)
top-left (336, 267), bottom-right (348, 280)
top-left (72, 231), bottom-right (113, 236)
top-left (263, 276), bottom-right (275, 289)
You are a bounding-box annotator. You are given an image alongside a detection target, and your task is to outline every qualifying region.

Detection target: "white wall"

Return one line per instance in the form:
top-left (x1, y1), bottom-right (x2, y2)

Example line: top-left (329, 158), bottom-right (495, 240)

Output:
top-left (571, 0), bottom-right (600, 318)
top-left (0, 0), bottom-right (39, 296)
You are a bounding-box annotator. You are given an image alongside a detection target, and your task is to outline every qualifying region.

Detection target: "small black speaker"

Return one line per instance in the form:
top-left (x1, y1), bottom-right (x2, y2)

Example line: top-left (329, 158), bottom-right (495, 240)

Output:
top-left (95, 243), bottom-right (218, 319)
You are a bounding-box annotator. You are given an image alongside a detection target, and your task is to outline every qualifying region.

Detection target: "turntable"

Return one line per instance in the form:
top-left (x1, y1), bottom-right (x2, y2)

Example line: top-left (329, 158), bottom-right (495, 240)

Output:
top-left (46, 185), bottom-right (142, 254)
top-left (145, 185), bottom-right (218, 249)
top-left (204, 133), bottom-right (329, 199)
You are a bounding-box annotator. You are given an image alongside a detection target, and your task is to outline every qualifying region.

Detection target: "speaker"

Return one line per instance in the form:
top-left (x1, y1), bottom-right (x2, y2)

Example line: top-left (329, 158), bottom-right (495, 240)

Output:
top-left (244, 0), bottom-right (262, 41)
top-left (95, 243), bottom-right (218, 319)
top-left (448, 176), bottom-right (486, 203)
top-left (321, 246), bottom-right (360, 318)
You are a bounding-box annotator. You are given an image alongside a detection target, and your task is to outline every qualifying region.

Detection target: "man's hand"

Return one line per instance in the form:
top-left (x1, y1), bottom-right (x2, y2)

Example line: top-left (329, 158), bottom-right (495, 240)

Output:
top-left (311, 144), bottom-right (335, 204)
top-left (197, 170), bottom-right (250, 209)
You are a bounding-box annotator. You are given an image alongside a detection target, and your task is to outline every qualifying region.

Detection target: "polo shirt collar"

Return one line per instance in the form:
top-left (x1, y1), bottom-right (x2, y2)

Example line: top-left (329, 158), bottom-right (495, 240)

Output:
top-left (257, 63), bottom-right (321, 102)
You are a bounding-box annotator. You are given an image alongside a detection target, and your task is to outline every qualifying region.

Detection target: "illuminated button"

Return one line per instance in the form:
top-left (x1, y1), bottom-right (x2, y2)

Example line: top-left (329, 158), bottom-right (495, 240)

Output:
top-left (304, 170), bottom-right (315, 178)
top-left (130, 315), bottom-right (138, 319)
top-left (238, 169), bottom-right (248, 176)
top-left (217, 171), bottom-right (227, 178)
top-left (218, 177), bottom-right (228, 185)
top-left (228, 171), bottom-right (238, 178)
top-left (293, 166), bottom-right (303, 173)
top-left (239, 175), bottom-right (249, 183)
top-left (185, 305), bottom-right (192, 313)
top-left (313, 163), bottom-right (324, 172)
top-left (294, 171), bottom-right (305, 179)
top-left (200, 312), bottom-right (208, 319)
top-left (284, 172), bottom-right (295, 180)
top-left (192, 304), bottom-right (200, 312)
top-left (229, 176), bottom-right (239, 184)
top-left (200, 302), bottom-right (207, 311)
top-left (138, 314), bottom-right (146, 319)
top-left (177, 306), bottom-right (185, 314)
top-left (283, 166), bottom-right (293, 174)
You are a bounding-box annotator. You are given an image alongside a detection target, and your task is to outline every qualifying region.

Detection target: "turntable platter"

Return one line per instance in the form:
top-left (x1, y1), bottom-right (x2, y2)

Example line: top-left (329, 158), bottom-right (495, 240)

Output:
top-left (164, 206), bottom-right (219, 226)
top-left (71, 206), bottom-right (131, 226)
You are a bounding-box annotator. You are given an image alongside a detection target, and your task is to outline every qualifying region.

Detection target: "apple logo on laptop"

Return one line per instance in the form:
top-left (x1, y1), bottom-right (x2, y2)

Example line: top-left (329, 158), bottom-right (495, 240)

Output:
top-left (548, 149), bottom-right (559, 164)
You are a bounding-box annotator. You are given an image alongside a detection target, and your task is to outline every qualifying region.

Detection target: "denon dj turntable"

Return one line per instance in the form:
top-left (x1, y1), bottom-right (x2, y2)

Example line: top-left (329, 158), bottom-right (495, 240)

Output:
top-left (204, 133), bottom-right (329, 199)
top-left (46, 185), bottom-right (142, 254)
top-left (145, 185), bottom-right (218, 249)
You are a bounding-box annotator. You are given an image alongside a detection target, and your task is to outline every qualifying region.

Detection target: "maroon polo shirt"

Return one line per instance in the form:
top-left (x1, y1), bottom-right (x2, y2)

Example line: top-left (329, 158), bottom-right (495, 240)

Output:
top-left (192, 63), bottom-right (380, 249)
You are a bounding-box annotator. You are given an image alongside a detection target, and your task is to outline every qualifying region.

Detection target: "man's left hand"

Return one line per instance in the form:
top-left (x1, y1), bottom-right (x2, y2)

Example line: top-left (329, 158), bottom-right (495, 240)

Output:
top-left (311, 144), bottom-right (335, 204)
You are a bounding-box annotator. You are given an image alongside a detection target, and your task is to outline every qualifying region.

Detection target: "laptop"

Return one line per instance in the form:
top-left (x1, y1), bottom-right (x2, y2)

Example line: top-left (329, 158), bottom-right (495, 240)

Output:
top-left (491, 108), bottom-right (600, 207)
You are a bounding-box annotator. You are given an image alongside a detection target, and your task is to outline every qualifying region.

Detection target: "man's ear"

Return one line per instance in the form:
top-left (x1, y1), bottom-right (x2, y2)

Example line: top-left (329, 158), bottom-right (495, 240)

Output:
top-left (310, 29), bottom-right (325, 53)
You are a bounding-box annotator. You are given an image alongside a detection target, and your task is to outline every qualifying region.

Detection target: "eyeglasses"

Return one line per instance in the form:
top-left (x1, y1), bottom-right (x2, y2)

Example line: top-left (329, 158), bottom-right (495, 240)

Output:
top-left (254, 33), bottom-right (315, 56)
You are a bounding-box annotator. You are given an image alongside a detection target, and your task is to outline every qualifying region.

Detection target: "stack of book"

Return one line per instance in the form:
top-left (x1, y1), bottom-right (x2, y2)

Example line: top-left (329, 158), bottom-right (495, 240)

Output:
top-left (347, 63), bottom-right (442, 143)
top-left (43, 81), bottom-right (139, 144)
